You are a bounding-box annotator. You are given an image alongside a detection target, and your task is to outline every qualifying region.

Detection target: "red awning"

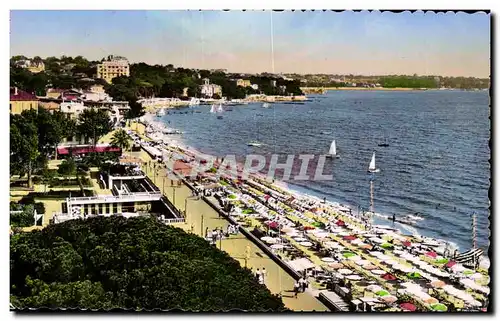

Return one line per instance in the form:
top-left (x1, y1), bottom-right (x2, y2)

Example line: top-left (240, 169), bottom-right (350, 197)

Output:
top-left (57, 145), bottom-right (121, 155)
top-left (425, 251), bottom-right (438, 258)
top-left (400, 302), bottom-right (416, 312)
top-left (382, 273), bottom-right (397, 281)
top-left (445, 261), bottom-right (457, 268)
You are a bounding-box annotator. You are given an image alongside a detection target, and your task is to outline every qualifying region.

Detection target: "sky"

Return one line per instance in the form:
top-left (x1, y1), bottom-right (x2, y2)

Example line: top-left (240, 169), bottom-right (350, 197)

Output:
top-left (10, 10), bottom-right (490, 77)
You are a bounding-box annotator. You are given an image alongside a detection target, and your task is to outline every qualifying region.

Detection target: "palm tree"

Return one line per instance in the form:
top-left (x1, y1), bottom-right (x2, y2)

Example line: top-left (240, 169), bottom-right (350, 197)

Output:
top-left (110, 129), bottom-right (131, 155)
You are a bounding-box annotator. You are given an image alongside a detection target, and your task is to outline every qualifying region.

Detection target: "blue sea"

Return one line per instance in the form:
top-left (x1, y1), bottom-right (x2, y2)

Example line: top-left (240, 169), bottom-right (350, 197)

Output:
top-left (159, 90), bottom-right (490, 252)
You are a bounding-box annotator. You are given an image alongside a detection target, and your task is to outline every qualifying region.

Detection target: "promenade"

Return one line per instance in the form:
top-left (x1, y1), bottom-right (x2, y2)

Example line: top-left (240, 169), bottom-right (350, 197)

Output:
top-left (136, 151), bottom-right (328, 312)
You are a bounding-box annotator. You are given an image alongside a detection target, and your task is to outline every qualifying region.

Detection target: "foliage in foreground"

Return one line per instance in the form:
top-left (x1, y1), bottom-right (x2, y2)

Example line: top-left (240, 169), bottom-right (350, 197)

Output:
top-left (10, 216), bottom-right (286, 311)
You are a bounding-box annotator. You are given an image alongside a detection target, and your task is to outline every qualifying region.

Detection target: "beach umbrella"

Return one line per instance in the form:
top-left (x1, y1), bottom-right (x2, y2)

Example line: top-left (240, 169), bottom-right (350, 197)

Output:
top-left (270, 244), bottom-right (285, 250)
top-left (382, 273), bottom-right (397, 281)
top-left (381, 243), bottom-right (394, 249)
top-left (342, 252), bottom-right (356, 258)
top-left (281, 227), bottom-right (295, 233)
top-left (351, 239), bottom-right (362, 245)
top-left (445, 261), bottom-right (457, 268)
top-left (394, 264), bottom-right (413, 273)
top-left (304, 226), bottom-right (316, 230)
top-left (430, 280), bottom-right (446, 288)
top-left (381, 295), bottom-right (398, 304)
top-left (355, 259), bottom-right (370, 266)
top-left (299, 241), bottom-right (313, 247)
top-left (321, 257), bottom-right (335, 262)
top-left (463, 270), bottom-right (474, 275)
top-left (469, 273), bottom-right (483, 280)
top-left (336, 220), bottom-right (345, 226)
top-left (362, 264), bottom-right (377, 270)
top-left (372, 269), bottom-right (386, 275)
top-left (294, 237), bottom-right (308, 242)
top-left (425, 251), bottom-right (438, 258)
top-left (384, 260), bottom-right (399, 266)
top-left (345, 275), bottom-right (363, 281)
top-left (348, 255), bottom-right (362, 262)
top-left (376, 290), bottom-right (390, 297)
top-left (370, 251), bottom-right (384, 257)
top-left (370, 237), bottom-right (385, 244)
top-left (402, 241), bottom-right (412, 247)
top-left (366, 285), bottom-right (383, 292)
top-left (407, 272), bottom-right (422, 279)
top-left (261, 236), bottom-right (274, 242)
top-left (266, 221), bottom-right (279, 229)
top-left (343, 235), bottom-right (357, 241)
top-left (425, 297), bottom-right (439, 305)
top-left (328, 262), bottom-right (344, 269)
top-left (430, 303), bottom-right (448, 312)
top-left (338, 269), bottom-right (353, 275)
top-left (360, 244), bottom-right (373, 250)
top-left (400, 303), bottom-right (417, 312)
top-left (435, 258), bottom-right (449, 264)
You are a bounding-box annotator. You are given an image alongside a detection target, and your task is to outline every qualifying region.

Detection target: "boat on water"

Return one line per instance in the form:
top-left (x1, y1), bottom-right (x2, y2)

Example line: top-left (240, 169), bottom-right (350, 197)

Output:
top-left (378, 142), bottom-right (390, 147)
top-left (156, 108), bottom-right (166, 117)
top-left (262, 102), bottom-right (270, 108)
top-left (216, 104), bottom-right (224, 119)
top-left (248, 141), bottom-right (262, 147)
top-left (368, 152), bottom-right (380, 173)
top-left (326, 140), bottom-right (340, 159)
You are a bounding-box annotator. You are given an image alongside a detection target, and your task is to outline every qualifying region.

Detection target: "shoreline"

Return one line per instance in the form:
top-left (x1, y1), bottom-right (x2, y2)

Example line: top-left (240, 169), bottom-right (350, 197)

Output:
top-left (138, 113), bottom-right (489, 263)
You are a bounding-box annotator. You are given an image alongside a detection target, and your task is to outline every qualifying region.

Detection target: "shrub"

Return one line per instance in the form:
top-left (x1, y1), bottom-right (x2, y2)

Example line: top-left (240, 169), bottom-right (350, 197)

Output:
top-left (10, 216), bottom-right (286, 311)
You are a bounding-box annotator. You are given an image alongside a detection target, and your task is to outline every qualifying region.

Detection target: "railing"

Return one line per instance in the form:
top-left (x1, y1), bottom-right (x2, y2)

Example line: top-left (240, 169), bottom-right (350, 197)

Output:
top-left (162, 217), bottom-right (186, 224)
top-left (67, 191), bottom-right (163, 204)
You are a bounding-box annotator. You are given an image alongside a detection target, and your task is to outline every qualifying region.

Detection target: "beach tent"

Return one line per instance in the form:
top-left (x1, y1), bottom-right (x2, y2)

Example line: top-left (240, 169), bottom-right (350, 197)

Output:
top-left (287, 258), bottom-right (316, 272)
top-left (400, 302), bottom-right (417, 311)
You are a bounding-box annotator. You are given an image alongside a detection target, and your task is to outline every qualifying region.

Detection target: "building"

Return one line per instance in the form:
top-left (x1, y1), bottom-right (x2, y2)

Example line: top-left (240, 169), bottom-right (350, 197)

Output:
top-left (60, 101), bottom-right (86, 119)
top-left (236, 79), bottom-right (251, 87)
top-left (200, 78), bottom-right (222, 98)
top-left (10, 87), bottom-right (39, 114)
top-left (97, 56), bottom-right (130, 83)
top-left (46, 88), bottom-right (83, 100)
top-left (82, 86), bottom-right (111, 102)
top-left (38, 98), bottom-right (62, 113)
top-left (52, 163), bottom-right (184, 224)
top-left (16, 59), bottom-right (45, 73)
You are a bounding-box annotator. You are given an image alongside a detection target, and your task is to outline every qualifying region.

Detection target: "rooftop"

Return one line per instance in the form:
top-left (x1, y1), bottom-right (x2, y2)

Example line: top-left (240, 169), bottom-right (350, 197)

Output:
top-left (10, 87), bottom-right (38, 101)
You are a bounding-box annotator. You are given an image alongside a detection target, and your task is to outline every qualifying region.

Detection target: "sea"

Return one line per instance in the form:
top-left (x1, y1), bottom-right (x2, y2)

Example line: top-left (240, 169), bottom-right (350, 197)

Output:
top-left (158, 90), bottom-right (490, 252)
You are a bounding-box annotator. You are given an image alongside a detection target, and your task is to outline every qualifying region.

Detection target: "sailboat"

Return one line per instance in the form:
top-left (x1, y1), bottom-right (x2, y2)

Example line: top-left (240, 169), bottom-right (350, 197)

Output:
top-left (326, 140), bottom-right (339, 159)
top-left (156, 108), bottom-right (165, 117)
top-left (262, 102), bottom-right (270, 108)
top-left (210, 104), bottom-right (217, 113)
top-left (216, 104), bottom-right (224, 119)
top-left (248, 113), bottom-right (262, 147)
top-left (368, 152), bottom-right (380, 173)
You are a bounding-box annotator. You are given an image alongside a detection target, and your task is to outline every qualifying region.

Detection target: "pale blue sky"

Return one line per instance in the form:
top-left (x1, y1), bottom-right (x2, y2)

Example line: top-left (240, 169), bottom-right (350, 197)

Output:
top-left (10, 10), bottom-right (490, 77)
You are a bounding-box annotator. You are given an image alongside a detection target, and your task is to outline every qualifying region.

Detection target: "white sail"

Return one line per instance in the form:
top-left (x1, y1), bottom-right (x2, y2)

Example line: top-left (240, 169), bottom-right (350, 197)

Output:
top-left (217, 104), bottom-right (224, 113)
top-left (210, 105), bottom-right (217, 113)
top-left (329, 140), bottom-right (337, 155)
top-left (369, 152), bottom-right (376, 171)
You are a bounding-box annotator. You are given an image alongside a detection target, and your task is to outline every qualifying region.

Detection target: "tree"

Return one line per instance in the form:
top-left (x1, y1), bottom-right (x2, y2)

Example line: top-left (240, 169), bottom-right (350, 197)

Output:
top-left (10, 216), bottom-right (287, 311)
top-left (76, 109), bottom-right (113, 148)
top-left (110, 129), bottom-right (131, 154)
top-left (57, 158), bottom-right (77, 176)
top-left (10, 115), bottom-right (40, 187)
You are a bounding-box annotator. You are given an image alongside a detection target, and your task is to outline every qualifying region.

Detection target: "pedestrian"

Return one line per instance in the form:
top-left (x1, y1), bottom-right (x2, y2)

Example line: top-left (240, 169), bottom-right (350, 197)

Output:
top-left (298, 277), bottom-right (305, 292)
top-left (261, 268), bottom-right (267, 283)
top-left (258, 273), bottom-right (264, 285)
top-left (255, 268), bottom-right (261, 279)
top-left (293, 281), bottom-right (300, 298)
top-left (392, 213), bottom-right (396, 223)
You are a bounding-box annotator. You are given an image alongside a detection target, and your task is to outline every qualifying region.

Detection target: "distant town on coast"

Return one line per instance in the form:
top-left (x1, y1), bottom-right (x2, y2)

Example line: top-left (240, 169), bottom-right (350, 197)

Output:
top-left (10, 54), bottom-right (490, 117)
